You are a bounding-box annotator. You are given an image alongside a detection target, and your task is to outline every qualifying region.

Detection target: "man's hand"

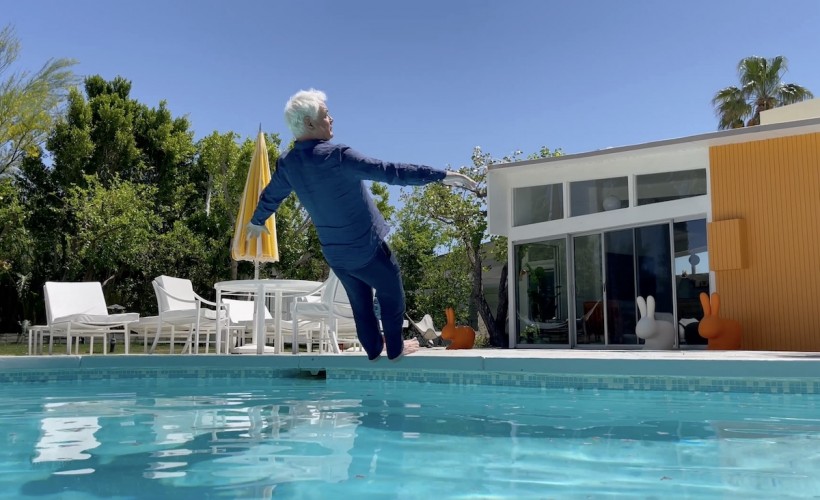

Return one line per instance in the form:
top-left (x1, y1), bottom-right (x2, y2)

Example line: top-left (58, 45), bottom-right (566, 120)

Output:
top-left (245, 222), bottom-right (270, 239)
top-left (442, 171), bottom-right (478, 191)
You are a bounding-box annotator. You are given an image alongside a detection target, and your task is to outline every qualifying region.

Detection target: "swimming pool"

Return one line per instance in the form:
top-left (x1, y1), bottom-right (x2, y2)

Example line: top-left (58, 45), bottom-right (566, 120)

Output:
top-left (2, 352), bottom-right (820, 499)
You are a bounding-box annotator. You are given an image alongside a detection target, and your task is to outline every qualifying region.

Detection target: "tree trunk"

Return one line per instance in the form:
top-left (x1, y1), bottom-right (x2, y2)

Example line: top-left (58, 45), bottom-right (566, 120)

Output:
top-left (205, 173), bottom-right (212, 216)
top-left (468, 244), bottom-right (506, 348)
top-left (222, 158), bottom-right (238, 279)
top-left (464, 237), bottom-right (511, 349)
top-left (229, 236), bottom-right (238, 280)
top-left (493, 262), bottom-right (509, 348)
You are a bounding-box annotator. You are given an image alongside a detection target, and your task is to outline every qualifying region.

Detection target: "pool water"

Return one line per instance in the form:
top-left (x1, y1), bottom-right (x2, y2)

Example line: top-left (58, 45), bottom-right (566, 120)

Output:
top-left (1, 375), bottom-right (819, 499)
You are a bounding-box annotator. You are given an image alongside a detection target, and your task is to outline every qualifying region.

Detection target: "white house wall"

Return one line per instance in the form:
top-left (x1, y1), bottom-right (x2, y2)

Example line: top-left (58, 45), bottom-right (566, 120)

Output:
top-left (498, 145), bottom-right (710, 240)
top-left (495, 144), bottom-right (711, 348)
top-left (485, 112), bottom-right (820, 349)
top-left (486, 170), bottom-right (510, 236)
top-left (509, 196), bottom-right (710, 243)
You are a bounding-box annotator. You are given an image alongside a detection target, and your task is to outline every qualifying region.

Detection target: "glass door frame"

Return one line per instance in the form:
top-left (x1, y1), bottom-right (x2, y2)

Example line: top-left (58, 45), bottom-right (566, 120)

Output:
top-left (513, 236), bottom-right (571, 349)
top-left (569, 220), bottom-right (683, 348)
top-left (513, 216), bottom-right (707, 349)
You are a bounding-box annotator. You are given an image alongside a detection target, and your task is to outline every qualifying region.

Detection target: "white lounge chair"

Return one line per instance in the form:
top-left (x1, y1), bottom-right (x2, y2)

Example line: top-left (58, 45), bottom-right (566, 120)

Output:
top-left (43, 281), bottom-right (139, 355)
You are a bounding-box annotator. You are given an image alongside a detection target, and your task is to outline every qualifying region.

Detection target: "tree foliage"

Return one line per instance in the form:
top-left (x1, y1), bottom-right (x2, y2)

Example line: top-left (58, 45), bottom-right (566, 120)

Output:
top-left (63, 176), bottom-right (161, 308)
top-left (392, 146), bottom-right (562, 347)
top-left (0, 25), bottom-right (76, 176)
top-left (712, 56), bottom-right (813, 129)
top-left (9, 75), bottom-right (211, 324)
top-left (0, 177), bottom-right (30, 277)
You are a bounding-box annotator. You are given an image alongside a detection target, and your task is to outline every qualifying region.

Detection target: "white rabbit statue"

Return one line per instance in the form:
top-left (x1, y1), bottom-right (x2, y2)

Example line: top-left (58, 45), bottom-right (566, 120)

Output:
top-left (635, 295), bottom-right (676, 350)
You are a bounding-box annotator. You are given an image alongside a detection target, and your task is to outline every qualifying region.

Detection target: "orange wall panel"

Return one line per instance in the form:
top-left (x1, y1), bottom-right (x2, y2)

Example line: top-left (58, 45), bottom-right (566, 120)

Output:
top-left (709, 132), bottom-right (820, 351)
top-left (707, 219), bottom-right (747, 270)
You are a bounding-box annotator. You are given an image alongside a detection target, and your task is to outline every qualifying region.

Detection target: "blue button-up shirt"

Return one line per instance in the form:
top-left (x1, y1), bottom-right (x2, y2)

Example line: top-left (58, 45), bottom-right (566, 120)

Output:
top-left (251, 140), bottom-right (446, 269)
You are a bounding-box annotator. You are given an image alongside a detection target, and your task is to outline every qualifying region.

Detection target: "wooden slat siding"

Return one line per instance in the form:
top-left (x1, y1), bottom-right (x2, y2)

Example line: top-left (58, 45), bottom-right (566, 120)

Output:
top-left (709, 132), bottom-right (820, 351)
top-left (707, 219), bottom-right (746, 270)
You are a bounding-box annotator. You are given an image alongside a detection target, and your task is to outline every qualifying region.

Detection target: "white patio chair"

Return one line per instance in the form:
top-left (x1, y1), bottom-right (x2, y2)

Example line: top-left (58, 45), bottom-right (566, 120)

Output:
top-left (149, 275), bottom-right (229, 354)
top-left (43, 281), bottom-right (139, 355)
top-left (128, 316), bottom-right (177, 354)
top-left (128, 314), bottom-right (215, 354)
top-left (290, 272), bottom-right (359, 354)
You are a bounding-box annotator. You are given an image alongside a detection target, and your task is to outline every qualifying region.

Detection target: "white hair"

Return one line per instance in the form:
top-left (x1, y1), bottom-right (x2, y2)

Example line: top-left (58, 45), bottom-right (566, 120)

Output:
top-left (284, 89), bottom-right (327, 138)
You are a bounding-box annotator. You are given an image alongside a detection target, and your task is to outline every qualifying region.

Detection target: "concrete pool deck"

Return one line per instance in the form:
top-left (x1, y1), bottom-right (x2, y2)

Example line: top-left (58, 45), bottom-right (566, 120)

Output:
top-left (4, 348), bottom-right (820, 380)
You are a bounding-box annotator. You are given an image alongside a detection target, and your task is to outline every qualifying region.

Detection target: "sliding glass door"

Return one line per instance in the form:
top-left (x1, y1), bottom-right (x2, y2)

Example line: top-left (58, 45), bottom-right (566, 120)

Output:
top-left (574, 235), bottom-right (604, 345)
top-left (517, 218), bottom-right (706, 348)
top-left (674, 219), bottom-right (710, 346)
top-left (603, 228), bottom-right (639, 344)
top-left (573, 222), bottom-right (678, 346)
top-left (514, 238), bottom-right (569, 347)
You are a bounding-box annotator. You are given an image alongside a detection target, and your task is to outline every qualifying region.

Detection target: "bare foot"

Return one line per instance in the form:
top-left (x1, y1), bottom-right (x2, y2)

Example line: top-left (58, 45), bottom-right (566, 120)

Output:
top-left (388, 338), bottom-right (420, 361)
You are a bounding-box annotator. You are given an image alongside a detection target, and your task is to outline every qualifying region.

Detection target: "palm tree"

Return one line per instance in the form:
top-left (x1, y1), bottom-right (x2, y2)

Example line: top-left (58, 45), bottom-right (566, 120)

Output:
top-left (712, 56), bottom-right (814, 130)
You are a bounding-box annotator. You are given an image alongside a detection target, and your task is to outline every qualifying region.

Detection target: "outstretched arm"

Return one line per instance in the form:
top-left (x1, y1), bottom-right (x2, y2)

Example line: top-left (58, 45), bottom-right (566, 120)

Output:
top-left (340, 146), bottom-right (446, 186)
top-left (442, 171), bottom-right (478, 191)
top-left (250, 165), bottom-right (292, 225)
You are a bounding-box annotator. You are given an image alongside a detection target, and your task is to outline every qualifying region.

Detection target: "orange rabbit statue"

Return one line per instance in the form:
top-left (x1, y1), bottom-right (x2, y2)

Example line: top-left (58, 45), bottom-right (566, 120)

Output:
top-left (441, 307), bottom-right (476, 350)
top-left (698, 292), bottom-right (742, 350)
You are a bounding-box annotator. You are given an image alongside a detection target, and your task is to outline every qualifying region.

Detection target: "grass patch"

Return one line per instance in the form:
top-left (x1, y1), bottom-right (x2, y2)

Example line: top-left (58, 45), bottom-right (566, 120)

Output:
top-left (1, 341), bottom-right (187, 356)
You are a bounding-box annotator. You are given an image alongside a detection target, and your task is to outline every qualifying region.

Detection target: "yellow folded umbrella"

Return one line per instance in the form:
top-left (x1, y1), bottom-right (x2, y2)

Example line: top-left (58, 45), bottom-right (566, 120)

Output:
top-left (231, 128), bottom-right (279, 276)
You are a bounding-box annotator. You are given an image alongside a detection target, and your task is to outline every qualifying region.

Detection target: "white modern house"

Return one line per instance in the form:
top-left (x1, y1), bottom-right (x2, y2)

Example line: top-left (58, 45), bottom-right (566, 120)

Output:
top-left (487, 100), bottom-right (820, 351)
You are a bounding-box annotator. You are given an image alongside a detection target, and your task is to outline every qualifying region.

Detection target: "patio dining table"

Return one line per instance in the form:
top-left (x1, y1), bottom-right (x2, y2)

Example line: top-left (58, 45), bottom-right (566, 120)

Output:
top-left (214, 279), bottom-right (323, 354)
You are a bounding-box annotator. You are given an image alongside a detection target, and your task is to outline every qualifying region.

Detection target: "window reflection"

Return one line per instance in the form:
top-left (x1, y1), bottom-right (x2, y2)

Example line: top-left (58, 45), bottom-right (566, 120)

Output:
top-left (515, 239), bottom-right (568, 345)
top-left (513, 184), bottom-right (564, 226)
top-left (570, 177), bottom-right (628, 216)
top-left (574, 235), bottom-right (604, 345)
top-left (637, 169), bottom-right (707, 206)
top-left (674, 219), bottom-right (710, 346)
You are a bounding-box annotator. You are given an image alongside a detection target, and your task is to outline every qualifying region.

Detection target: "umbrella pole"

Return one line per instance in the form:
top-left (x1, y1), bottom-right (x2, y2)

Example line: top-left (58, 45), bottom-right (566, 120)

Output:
top-left (254, 236), bottom-right (261, 280)
top-left (254, 237), bottom-right (262, 353)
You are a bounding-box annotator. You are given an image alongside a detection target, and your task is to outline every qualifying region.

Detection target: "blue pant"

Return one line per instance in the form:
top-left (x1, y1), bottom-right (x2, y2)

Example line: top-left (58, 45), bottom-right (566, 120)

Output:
top-left (333, 241), bottom-right (405, 360)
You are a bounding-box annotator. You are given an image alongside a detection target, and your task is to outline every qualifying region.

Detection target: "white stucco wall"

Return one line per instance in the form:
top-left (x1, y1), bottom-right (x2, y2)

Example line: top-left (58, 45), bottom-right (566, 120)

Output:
top-left (760, 99), bottom-right (820, 125)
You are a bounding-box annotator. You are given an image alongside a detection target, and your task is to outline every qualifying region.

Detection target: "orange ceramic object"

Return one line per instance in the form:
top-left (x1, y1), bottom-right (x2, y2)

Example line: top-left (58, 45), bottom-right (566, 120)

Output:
top-left (441, 307), bottom-right (476, 350)
top-left (698, 292), bottom-right (742, 350)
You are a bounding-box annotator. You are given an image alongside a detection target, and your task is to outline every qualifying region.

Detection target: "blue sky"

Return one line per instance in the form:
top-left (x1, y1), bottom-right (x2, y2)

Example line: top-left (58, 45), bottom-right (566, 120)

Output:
top-left (6, 0), bottom-right (820, 183)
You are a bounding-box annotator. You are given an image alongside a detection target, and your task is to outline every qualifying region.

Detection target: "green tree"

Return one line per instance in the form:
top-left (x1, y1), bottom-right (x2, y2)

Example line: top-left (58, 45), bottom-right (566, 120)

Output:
top-left (195, 130), bottom-right (251, 280)
top-left (390, 207), bottom-right (471, 334)
top-left (10, 152), bottom-right (64, 327)
top-left (49, 76), bottom-right (198, 220)
top-left (0, 178), bottom-right (30, 276)
top-left (63, 176), bottom-right (161, 308)
top-left (14, 75), bottom-right (209, 322)
top-left (0, 177), bottom-right (33, 328)
top-left (394, 146), bottom-right (562, 347)
top-left (712, 55), bottom-right (814, 129)
top-left (0, 25), bottom-right (76, 176)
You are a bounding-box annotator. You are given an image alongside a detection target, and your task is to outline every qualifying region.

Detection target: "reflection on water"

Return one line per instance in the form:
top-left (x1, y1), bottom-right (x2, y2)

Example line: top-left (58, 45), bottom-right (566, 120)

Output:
top-left (34, 416), bottom-right (100, 464)
top-left (24, 385), bottom-right (362, 498)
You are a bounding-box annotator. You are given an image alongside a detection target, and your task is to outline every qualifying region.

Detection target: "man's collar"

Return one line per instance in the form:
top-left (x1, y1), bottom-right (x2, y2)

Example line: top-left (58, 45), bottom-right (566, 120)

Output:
top-left (293, 139), bottom-right (326, 149)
